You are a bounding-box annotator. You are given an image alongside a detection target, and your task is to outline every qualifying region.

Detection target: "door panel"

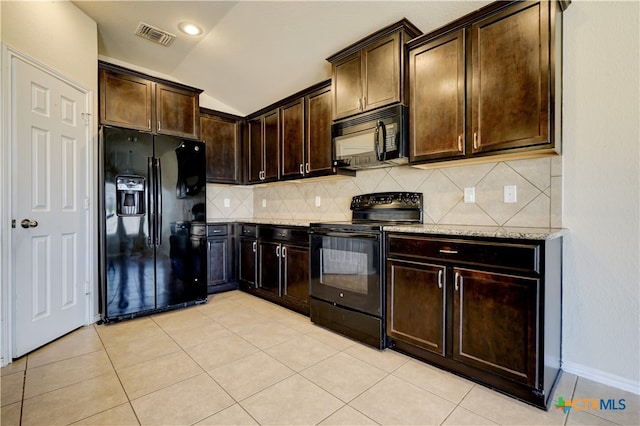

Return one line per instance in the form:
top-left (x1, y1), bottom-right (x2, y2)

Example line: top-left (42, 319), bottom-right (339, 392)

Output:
top-left (13, 57), bottom-right (89, 357)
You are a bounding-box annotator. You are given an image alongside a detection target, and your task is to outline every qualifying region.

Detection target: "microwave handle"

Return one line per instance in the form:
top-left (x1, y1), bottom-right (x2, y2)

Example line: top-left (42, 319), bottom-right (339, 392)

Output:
top-left (374, 120), bottom-right (387, 161)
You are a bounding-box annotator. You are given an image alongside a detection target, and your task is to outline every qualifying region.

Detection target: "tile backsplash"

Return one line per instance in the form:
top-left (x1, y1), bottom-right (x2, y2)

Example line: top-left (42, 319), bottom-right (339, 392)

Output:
top-left (207, 156), bottom-right (563, 228)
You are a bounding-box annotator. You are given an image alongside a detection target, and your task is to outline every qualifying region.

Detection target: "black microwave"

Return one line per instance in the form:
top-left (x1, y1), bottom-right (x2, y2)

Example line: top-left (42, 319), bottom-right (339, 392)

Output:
top-left (332, 104), bottom-right (408, 169)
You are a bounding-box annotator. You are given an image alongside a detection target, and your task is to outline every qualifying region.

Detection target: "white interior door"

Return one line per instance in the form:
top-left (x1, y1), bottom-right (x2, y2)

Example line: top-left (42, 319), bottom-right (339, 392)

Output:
top-left (12, 56), bottom-right (90, 357)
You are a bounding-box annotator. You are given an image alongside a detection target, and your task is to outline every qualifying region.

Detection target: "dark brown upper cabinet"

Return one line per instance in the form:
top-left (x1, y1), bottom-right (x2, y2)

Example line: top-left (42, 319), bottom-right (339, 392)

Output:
top-left (327, 19), bottom-right (422, 121)
top-left (280, 98), bottom-right (305, 180)
top-left (99, 62), bottom-right (202, 140)
top-left (200, 109), bottom-right (243, 184)
top-left (408, 1), bottom-right (567, 165)
top-left (247, 109), bottom-right (279, 184)
top-left (304, 83), bottom-right (334, 177)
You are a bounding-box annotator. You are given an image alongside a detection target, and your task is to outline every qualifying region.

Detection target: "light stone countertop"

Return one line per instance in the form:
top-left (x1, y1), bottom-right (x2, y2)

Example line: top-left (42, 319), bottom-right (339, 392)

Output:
top-left (208, 219), bottom-right (567, 240)
top-left (383, 224), bottom-right (567, 240)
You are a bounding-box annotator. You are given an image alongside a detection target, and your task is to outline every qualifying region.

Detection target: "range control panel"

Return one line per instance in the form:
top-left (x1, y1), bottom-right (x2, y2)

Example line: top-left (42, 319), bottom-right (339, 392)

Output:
top-left (350, 192), bottom-right (423, 210)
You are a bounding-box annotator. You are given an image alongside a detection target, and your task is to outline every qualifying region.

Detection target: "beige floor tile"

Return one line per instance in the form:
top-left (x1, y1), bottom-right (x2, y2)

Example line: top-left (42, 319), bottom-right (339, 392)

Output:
top-left (306, 327), bottom-right (358, 351)
top-left (350, 375), bottom-right (455, 425)
top-left (266, 334), bottom-right (338, 372)
top-left (302, 352), bottom-right (387, 402)
top-left (460, 385), bottom-right (567, 425)
top-left (442, 406), bottom-right (498, 425)
top-left (95, 317), bottom-right (163, 348)
top-left (344, 344), bottom-right (410, 373)
top-left (235, 321), bottom-right (302, 350)
top-left (26, 326), bottom-right (103, 369)
top-left (215, 308), bottom-right (263, 331)
top-left (118, 350), bottom-right (203, 399)
top-left (24, 350), bottom-right (113, 398)
top-left (241, 375), bottom-right (344, 425)
top-left (209, 351), bottom-right (294, 401)
top-left (185, 334), bottom-right (259, 371)
top-left (1, 401), bottom-right (22, 426)
top-left (392, 359), bottom-right (475, 403)
top-left (319, 405), bottom-right (379, 425)
top-left (573, 377), bottom-right (640, 425)
top-left (274, 312), bottom-right (318, 334)
top-left (1, 371), bottom-right (25, 406)
top-left (151, 306), bottom-right (212, 331)
top-left (70, 402), bottom-right (139, 425)
top-left (566, 409), bottom-right (619, 425)
top-left (106, 332), bottom-right (181, 371)
top-left (197, 298), bottom-right (246, 320)
top-left (1, 357), bottom-right (26, 376)
top-left (21, 371), bottom-right (127, 426)
top-left (131, 373), bottom-right (234, 425)
top-left (195, 403), bottom-right (259, 425)
top-left (165, 318), bottom-right (232, 348)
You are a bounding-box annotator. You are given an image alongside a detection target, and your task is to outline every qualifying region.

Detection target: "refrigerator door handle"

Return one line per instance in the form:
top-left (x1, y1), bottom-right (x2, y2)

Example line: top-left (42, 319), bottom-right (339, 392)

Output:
top-left (154, 158), bottom-right (162, 247)
top-left (147, 157), bottom-right (154, 246)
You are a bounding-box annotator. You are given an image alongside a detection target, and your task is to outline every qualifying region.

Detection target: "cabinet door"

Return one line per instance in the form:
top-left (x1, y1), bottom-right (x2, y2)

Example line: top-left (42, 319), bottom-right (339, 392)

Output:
top-left (258, 241), bottom-right (280, 296)
top-left (207, 238), bottom-right (228, 287)
top-left (471, 1), bottom-right (550, 154)
top-left (305, 85), bottom-right (333, 176)
top-left (453, 267), bottom-right (539, 387)
top-left (99, 68), bottom-right (153, 131)
top-left (280, 99), bottom-right (305, 179)
top-left (248, 118), bottom-right (263, 183)
top-left (387, 259), bottom-right (446, 356)
top-left (281, 244), bottom-right (310, 308)
top-left (363, 32), bottom-right (400, 112)
top-left (410, 30), bottom-right (466, 162)
top-left (156, 84), bottom-right (200, 139)
top-left (239, 238), bottom-right (257, 288)
top-left (333, 51), bottom-right (363, 119)
top-left (201, 113), bottom-right (240, 183)
top-left (263, 110), bottom-right (280, 182)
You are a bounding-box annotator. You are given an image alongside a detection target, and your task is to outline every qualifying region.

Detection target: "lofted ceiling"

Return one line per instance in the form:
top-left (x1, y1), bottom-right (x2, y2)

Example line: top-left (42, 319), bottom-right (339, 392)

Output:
top-left (72, 1), bottom-right (492, 116)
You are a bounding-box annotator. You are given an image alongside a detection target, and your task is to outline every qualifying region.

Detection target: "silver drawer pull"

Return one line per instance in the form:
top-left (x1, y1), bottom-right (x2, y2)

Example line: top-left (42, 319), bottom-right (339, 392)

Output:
top-left (439, 249), bottom-right (458, 254)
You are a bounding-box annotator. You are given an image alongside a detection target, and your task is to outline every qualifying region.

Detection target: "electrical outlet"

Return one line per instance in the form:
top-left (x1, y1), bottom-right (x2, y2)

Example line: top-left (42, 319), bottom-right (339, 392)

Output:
top-left (464, 187), bottom-right (475, 203)
top-left (504, 185), bottom-right (517, 203)
top-left (262, 198), bottom-right (267, 208)
top-left (223, 198), bottom-right (230, 208)
top-left (315, 196), bottom-right (321, 207)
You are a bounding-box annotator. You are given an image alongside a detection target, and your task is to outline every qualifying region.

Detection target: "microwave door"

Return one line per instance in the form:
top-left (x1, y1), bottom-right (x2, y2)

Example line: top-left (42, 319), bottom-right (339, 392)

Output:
top-left (335, 130), bottom-right (375, 158)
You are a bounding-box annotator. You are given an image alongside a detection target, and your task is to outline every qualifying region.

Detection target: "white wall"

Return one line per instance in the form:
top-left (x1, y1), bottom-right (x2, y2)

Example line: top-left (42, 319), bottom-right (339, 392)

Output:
top-left (562, 0), bottom-right (640, 393)
top-left (0, 0), bottom-right (98, 365)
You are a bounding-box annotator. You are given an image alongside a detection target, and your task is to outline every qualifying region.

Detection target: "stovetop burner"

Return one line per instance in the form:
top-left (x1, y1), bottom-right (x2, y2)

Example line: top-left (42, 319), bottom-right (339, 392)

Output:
top-left (311, 192), bottom-right (423, 231)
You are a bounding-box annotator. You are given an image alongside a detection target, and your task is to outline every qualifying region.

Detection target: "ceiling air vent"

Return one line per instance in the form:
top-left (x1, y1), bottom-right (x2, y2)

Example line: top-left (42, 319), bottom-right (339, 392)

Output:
top-left (135, 22), bottom-right (176, 46)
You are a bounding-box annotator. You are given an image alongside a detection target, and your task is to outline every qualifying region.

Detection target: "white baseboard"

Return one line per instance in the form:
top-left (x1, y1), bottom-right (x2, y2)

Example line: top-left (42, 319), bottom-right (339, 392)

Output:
top-left (562, 360), bottom-right (640, 395)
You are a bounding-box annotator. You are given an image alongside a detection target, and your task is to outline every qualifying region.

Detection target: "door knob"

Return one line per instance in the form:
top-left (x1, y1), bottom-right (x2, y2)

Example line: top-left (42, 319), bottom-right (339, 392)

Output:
top-left (21, 219), bottom-right (38, 228)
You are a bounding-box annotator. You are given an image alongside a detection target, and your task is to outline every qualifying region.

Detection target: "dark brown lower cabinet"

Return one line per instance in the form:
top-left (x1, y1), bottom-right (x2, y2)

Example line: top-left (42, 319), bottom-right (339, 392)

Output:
top-left (238, 224), bottom-right (258, 290)
top-left (207, 224), bottom-right (238, 294)
top-left (242, 225), bottom-right (310, 315)
top-left (386, 233), bottom-right (562, 410)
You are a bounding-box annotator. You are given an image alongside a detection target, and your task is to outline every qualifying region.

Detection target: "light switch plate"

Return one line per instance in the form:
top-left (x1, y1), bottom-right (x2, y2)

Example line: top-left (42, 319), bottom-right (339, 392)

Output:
top-left (315, 196), bottom-right (321, 207)
top-left (464, 187), bottom-right (475, 203)
top-left (223, 198), bottom-right (230, 208)
top-left (504, 185), bottom-right (517, 203)
top-left (262, 199), bottom-right (267, 208)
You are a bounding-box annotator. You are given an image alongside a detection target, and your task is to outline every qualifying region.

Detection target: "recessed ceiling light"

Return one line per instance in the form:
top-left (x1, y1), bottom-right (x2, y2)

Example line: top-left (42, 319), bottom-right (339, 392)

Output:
top-left (178, 22), bottom-right (202, 36)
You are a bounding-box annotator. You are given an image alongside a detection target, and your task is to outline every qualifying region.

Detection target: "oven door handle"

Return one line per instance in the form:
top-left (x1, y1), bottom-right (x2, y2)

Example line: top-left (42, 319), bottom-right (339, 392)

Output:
top-left (309, 230), bottom-right (380, 240)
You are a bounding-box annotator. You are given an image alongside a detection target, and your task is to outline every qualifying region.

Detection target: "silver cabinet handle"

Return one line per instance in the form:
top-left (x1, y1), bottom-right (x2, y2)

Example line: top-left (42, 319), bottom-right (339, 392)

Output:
top-left (282, 247), bottom-right (287, 258)
top-left (20, 219), bottom-right (38, 228)
top-left (458, 135), bottom-right (463, 152)
top-left (158, 120), bottom-right (161, 132)
top-left (305, 163), bottom-right (310, 173)
top-left (362, 96), bottom-right (366, 109)
top-left (437, 269), bottom-right (443, 289)
top-left (473, 132), bottom-right (479, 150)
top-left (455, 271), bottom-right (462, 291)
top-left (439, 249), bottom-right (458, 255)
top-left (299, 164), bottom-right (304, 174)
top-left (252, 241), bottom-right (257, 252)
top-left (276, 246), bottom-right (281, 257)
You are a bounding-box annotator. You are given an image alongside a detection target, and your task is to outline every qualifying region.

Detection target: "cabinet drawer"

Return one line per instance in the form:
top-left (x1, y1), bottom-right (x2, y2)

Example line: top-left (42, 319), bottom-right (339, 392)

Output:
top-left (207, 225), bottom-right (228, 237)
top-left (387, 234), bottom-right (540, 273)
top-left (259, 226), bottom-right (309, 245)
top-left (239, 224), bottom-right (257, 238)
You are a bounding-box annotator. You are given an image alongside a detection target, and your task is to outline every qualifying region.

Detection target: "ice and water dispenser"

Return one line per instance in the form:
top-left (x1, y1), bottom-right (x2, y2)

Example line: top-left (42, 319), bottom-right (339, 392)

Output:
top-left (116, 175), bottom-right (145, 216)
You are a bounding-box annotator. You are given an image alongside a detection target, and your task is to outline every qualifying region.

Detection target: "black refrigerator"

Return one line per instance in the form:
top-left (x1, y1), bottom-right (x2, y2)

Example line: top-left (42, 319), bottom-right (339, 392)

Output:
top-left (99, 126), bottom-right (208, 322)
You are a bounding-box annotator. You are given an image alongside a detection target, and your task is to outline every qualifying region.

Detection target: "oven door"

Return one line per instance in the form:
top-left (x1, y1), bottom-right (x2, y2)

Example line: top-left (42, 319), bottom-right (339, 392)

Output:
top-left (309, 229), bottom-right (382, 317)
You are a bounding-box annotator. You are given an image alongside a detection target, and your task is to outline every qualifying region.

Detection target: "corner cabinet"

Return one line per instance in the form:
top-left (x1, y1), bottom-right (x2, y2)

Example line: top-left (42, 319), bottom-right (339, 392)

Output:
top-left (386, 232), bottom-right (562, 409)
top-left (99, 62), bottom-right (202, 139)
top-left (328, 19), bottom-right (422, 120)
top-left (201, 109), bottom-right (243, 184)
top-left (409, 1), bottom-right (567, 164)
